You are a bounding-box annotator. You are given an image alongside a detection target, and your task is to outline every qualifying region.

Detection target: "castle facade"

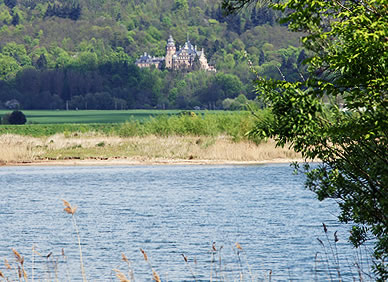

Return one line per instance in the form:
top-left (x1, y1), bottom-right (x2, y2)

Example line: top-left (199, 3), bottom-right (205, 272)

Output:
top-left (136, 35), bottom-right (216, 72)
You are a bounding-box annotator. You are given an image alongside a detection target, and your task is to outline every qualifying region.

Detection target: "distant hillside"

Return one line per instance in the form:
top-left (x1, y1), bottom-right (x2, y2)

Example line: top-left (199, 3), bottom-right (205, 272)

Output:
top-left (0, 0), bottom-right (307, 111)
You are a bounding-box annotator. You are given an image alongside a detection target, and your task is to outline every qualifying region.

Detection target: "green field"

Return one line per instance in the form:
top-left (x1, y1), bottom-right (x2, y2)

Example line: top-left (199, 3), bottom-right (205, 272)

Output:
top-left (0, 110), bottom-right (191, 124)
top-left (0, 110), bottom-right (265, 140)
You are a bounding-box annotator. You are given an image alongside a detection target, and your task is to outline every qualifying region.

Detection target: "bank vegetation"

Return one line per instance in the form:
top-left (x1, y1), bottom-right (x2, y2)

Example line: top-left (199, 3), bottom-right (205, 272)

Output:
top-left (0, 111), bottom-right (302, 165)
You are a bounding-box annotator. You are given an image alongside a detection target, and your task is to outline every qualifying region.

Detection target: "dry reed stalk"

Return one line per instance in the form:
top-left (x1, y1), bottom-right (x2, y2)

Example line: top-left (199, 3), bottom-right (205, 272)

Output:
top-left (12, 249), bottom-right (27, 282)
top-left (234, 243), bottom-right (246, 282)
top-left (234, 243), bottom-right (255, 281)
top-left (152, 270), bottom-right (161, 282)
top-left (268, 270), bottom-right (272, 282)
top-left (31, 248), bottom-right (59, 282)
top-left (210, 242), bottom-right (217, 282)
top-left (139, 249), bottom-right (162, 282)
top-left (61, 248), bottom-right (71, 282)
top-left (314, 252), bottom-right (320, 281)
top-left (113, 269), bottom-right (130, 282)
top-left (121, 253), bottom-right (135, 281)
top-left (44, 253), bottom-right (52, 281)
top-left (219, 246), bottom-right (226, 281)
top-left (140, 248), bottom-right (148, 262)
top-left (181, 254), bottom-right (197, 281)
top-left (35, 249), bottom-right (60, 282)
top-left (51, 255), bottom-right (59, 282)
top-left (31, 245), bottom-right (35, 282)
top-left (12, 249), bottom-right (23, 265)
top-left (316, 237), bottom-right (334, 281)
top-left (5, 259), bottom-right (12, 270)
top-left (62, 199), bottom-right (77, 215)
top-left (62, 200), bottom-right (87, 282)
top-left (322, 223), bottom-right (342, 280)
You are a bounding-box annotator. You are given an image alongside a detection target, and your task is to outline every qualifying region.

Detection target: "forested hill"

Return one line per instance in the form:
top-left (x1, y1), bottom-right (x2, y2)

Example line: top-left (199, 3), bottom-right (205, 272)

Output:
top-left (0, 0), bottom-right (306, 110)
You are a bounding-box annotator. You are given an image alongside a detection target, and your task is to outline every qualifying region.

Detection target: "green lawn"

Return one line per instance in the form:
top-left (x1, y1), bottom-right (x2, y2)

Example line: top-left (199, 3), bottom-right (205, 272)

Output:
top-left (0, 110), bottom-right (191, 124)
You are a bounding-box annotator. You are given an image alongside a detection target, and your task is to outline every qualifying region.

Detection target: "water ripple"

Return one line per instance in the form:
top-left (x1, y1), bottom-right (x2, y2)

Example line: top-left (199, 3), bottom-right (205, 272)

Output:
top-left (0, 165), bottom-right (368, 281)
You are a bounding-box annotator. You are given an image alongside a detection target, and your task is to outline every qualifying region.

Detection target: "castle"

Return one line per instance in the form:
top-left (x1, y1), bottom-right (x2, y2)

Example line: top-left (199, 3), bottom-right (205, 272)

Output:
top-left (135, 35), bottom-right (216, 72)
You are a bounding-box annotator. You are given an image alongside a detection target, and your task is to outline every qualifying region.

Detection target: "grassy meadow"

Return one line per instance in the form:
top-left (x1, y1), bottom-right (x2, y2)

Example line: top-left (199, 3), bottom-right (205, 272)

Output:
top-left (0, 109), bottom-right (224, 124)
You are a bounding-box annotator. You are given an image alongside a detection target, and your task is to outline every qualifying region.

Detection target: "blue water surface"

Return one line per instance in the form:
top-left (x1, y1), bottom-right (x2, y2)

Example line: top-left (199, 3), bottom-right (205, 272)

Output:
top-left (0, 164), bottom-right (373, 281)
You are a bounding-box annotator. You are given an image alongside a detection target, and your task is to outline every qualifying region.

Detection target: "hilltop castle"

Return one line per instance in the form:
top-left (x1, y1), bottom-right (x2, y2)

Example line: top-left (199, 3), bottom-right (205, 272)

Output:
top-left (135, 35), bottom-right (216, 72)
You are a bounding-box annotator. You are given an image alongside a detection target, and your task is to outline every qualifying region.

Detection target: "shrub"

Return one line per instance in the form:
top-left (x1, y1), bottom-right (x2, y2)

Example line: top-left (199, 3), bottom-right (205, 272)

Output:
top-left (8, 111), bottom-right (27, 124)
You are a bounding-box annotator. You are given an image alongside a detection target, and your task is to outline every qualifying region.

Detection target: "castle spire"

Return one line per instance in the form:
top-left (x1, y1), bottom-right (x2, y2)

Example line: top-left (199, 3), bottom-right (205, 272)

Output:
top-left (166, 35), bottom-right (176, 69)
top-left (167, 34), bottom-right (175, 46)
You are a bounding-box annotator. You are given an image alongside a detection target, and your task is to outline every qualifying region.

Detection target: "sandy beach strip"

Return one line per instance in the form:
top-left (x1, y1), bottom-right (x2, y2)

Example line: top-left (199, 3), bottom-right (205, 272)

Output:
top-left (2, 157), bottom-right (309, 167)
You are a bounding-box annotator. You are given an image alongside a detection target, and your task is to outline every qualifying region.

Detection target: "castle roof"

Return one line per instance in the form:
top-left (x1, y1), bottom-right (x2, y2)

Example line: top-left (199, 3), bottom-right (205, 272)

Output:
top-left (167, 35), bottom-right (175, 46)
top-left (136, 52), bottom-right (152, 62)
top-left (175, 40), bottom-right (201, 57)
top-left (135, 52), bottom-right (164, 64)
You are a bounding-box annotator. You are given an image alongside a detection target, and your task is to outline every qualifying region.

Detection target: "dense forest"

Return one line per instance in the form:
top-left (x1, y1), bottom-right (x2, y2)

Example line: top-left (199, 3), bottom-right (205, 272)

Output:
top-left (0, 0), bottom-right (307, 110)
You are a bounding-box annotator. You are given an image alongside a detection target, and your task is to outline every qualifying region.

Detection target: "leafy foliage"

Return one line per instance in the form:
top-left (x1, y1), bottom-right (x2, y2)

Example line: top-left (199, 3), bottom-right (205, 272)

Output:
top-left (45, 2), bottom-right (81, 21)
top-left (0, 111), bottom-right (265, 142)
top-left (226, 0), bottom-right (388, 278)
top-left (0, 0), bottom-right (306, 110)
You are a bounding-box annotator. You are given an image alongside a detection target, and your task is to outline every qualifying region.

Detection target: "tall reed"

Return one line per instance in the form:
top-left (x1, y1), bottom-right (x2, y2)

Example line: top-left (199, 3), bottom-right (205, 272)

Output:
top-left (0, 208), bottom-right (373, 281)
top-left (62, 199), bottom-right (87, 282)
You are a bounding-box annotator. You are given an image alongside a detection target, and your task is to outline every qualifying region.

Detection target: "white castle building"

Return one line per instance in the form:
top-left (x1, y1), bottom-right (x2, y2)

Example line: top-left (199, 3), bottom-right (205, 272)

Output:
top-left (136, 35), bottom-right (216, 72)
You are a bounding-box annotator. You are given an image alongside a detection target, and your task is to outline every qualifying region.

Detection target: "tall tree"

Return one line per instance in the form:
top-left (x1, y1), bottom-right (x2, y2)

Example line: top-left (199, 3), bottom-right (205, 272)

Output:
top-left (36, 54), bottom-right (47, 70)
top-left (223, 0), bottom-right (388, 279)
top-left (11, 13), bottom-right (20, 26)
top-left (4, 0), bottom-right (17, 9)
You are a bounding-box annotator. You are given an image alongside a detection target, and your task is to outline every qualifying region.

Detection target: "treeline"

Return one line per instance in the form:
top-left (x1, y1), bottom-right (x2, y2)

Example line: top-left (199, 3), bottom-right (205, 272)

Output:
top-left (44, 1), bottom-right (81, 21)
top-left (0, 58), bottom-right (256, 110)
top-left (0, 0), bottom-right (307, 110)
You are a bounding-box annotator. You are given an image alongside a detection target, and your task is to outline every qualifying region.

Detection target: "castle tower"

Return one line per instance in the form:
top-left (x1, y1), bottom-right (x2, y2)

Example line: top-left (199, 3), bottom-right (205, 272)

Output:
top-left (199, 48), bottom-right (209, 70)
top-left (165, 35), bottom-right (176, 69)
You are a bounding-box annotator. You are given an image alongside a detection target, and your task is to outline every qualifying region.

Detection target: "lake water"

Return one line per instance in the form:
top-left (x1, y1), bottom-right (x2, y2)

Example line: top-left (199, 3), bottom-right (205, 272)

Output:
top-left (0, 164), bottom-right (372, 281)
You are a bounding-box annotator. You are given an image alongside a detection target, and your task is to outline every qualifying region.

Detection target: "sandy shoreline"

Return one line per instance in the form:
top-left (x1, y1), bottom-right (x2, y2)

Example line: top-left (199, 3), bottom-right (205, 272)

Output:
top-left (2, 157), bottom-right (308, 167)
top-left (1, 134), bottom-right (311, 167)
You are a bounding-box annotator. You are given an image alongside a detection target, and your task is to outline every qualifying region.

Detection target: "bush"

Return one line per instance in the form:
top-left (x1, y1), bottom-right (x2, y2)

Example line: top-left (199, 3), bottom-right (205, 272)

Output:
top-left (8, 110), bottom-right (27, 124)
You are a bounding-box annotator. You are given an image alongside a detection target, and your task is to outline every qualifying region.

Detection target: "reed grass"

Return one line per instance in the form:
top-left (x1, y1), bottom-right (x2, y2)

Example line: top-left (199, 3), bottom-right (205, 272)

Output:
top-left (315, 223), bottom-right (376, 281)
top-left (0, 133), bottom-right (302, 165)
top-left (0, 110), bottom-right (305, 165)
top-left (62, 200), bottom-right (87, 282)
top-left (0, 134), bottom-right (44, 164)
